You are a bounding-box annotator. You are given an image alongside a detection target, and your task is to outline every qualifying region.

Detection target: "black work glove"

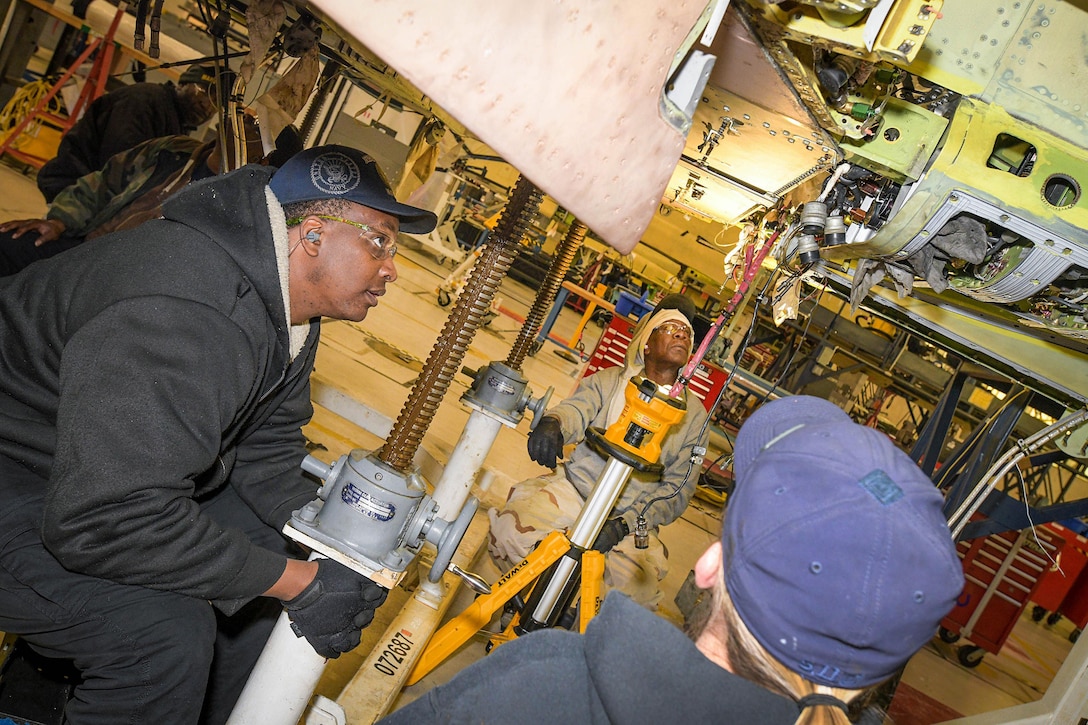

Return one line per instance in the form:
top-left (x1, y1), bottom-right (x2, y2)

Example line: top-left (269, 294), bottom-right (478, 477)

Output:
top-left (527, 416), bottom-right (564, 469)
top-left (283, 559), bottom-right (388, 659)
top-left (592, 517), bottom-right (630, 553)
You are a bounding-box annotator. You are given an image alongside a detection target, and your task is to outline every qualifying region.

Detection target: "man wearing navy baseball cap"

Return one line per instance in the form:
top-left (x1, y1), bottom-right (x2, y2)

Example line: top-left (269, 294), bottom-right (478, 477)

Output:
top-left (0, 144), bottom-right (435, 722)
top-left (270, 144), bottom-right (437, 323)
top-left (380, 395), bottom-right (963, 724)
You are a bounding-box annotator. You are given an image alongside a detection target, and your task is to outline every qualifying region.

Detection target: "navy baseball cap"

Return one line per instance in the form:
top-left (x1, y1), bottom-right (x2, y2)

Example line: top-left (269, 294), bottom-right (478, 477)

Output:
top-left (269, 145), bottom-right (437, 234)
top-left (723, 397), bottom-right (964, 688)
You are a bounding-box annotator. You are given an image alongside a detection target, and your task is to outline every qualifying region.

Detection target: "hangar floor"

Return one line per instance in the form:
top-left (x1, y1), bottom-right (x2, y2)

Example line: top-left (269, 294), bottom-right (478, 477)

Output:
top-left (0, 161), bottom-right (1078, 723)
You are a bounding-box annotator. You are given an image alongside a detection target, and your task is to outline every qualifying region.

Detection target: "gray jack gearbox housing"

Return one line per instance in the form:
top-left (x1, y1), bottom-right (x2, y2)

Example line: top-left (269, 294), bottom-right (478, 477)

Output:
top-left (461, 360), bottom-right (552, 428)
top-left (289, 450), bottom-right (477, 585)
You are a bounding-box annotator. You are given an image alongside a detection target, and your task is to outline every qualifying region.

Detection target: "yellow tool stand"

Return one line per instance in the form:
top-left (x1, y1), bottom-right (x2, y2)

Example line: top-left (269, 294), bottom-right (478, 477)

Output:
top-left (407, 375), bottom-right (685, 684)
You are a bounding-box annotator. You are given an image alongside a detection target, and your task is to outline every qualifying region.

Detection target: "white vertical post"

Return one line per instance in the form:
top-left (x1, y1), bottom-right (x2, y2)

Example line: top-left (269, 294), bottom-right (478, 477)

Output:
top-left (226, 609), bottom-right (329, 725)
top-left (430, 410), bottom-right (504, 517)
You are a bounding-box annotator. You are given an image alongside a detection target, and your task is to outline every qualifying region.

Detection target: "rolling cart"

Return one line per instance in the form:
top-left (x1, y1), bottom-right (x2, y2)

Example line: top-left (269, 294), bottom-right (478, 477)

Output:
top-left (939, 522), bottom-right (1063, 668)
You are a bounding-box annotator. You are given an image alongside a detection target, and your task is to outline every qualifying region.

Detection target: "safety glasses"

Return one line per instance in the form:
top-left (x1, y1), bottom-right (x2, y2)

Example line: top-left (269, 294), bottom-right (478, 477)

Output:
top-left (287, 214), bottom-right (398, 260)
top-left (653, 321), bottom-right (692, 338)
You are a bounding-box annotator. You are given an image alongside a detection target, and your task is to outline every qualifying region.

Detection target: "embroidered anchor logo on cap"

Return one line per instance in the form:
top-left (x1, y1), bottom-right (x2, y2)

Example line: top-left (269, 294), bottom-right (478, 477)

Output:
top-left (309, 151), bottom-right (366, 195)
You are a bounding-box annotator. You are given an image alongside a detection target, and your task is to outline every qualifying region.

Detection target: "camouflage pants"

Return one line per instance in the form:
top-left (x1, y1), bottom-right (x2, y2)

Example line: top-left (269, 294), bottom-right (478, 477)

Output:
top-left (487, 471), bottom-right (668, 609)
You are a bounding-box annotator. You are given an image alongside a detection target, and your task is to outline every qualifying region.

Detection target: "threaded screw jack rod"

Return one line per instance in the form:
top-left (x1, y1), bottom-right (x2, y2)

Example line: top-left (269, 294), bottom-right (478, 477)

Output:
top-left (378, 175), bottom-right (543, 472)
top-left (504, 220), bottom-right (588, 371)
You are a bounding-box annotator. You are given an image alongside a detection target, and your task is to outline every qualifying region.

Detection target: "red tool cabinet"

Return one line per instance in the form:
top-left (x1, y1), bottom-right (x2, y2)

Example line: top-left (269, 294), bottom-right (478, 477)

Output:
top-left (940, 523), bottom-right (1063, 667)
top-left (1045, 524), bottom-right (1088, 641)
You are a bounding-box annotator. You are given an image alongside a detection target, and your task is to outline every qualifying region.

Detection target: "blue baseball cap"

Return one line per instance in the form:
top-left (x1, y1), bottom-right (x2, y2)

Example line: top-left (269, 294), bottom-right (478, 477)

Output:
top-left (724, 397), bottom-right (964, 688)
top-left (269, 145), bottom-right (437, 234)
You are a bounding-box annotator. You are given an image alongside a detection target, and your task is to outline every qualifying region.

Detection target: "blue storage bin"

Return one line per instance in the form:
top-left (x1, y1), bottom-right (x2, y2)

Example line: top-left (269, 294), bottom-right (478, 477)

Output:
top-left (615, 290), bottom-right (653, 320)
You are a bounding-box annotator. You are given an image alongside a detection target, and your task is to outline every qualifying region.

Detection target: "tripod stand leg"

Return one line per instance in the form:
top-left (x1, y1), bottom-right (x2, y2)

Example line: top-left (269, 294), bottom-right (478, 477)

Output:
top-left (579, 549), bottom-right (606, 633)
top-left (406, 530), bottom-right (571, 685)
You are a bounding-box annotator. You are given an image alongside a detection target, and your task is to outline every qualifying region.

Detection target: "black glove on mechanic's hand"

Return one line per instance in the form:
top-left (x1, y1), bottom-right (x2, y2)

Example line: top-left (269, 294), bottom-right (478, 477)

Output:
top-left (592, 517), bottom-right (630, 553)
top-left (527, 416), bottom-right (564, 469)
top-left (283, 559), bottom-right (388, 659)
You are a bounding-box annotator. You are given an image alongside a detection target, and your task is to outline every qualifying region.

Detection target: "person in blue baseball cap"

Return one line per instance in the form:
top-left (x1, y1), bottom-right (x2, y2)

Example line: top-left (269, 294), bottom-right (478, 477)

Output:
top-left (692, 395), bottom-right (964, 721)
top-left (380, 395), bottom-right (963, 725)
top-left (0, 143), bottom-right (435, 723)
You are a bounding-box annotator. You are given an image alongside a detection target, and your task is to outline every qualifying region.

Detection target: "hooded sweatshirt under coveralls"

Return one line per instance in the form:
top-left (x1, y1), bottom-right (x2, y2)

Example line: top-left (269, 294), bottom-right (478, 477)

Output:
top-left (487, 309), bottom-right (710, 606)
top-left (0, 166), bottom-right (319, 613)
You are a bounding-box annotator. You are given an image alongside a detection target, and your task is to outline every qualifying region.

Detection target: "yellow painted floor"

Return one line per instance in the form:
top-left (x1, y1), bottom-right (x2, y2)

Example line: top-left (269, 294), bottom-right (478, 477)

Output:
top-left (0, 159), bottom-right (1081, 723)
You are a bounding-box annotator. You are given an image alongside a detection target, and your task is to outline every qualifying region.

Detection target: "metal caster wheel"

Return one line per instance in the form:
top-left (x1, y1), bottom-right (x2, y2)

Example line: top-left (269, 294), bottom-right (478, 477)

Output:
top-left (938, 626), bottom-right (961, 644)
top-left (1031, 605), bottom-right (1047, 622)
top-left (437, 290), bottom-right (451, 307)
top-left (1047, 612), bottom-right (1063, 626)
top-left (957, 645), bottom-right (984, 668)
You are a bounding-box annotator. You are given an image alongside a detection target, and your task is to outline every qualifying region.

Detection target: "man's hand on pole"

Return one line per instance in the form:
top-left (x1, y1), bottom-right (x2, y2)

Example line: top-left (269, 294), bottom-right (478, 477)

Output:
top-left (283, 558), bottom-right (388, 659)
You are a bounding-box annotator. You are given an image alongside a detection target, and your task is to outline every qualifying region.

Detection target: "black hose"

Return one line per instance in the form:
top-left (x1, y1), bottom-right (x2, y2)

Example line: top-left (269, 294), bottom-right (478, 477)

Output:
top-left (133, 0), bottom-right (150, 51)
top-left (149, 0), bottom-right (167, 58)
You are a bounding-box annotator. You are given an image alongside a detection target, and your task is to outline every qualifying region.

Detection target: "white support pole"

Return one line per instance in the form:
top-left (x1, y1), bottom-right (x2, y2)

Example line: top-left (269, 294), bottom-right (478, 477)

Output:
top-left (230, 414), bottom-right (501, 725)
top-left (228, 551), bottom-right (331, 725)
top-left (227, 609), bottom-right (329, 725)
top-left (430, 409), bottom-right (504, 517)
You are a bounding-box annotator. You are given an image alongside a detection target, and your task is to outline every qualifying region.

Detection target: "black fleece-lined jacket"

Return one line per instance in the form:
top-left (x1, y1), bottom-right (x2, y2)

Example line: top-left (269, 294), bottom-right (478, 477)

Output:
top-left (0, 166), bottom-right (319, 612)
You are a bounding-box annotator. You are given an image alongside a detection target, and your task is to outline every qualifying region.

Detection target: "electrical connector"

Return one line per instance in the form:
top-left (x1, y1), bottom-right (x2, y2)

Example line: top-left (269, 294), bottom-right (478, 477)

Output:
top-left (634, 515), bottom-right (649, 550)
